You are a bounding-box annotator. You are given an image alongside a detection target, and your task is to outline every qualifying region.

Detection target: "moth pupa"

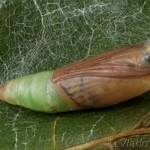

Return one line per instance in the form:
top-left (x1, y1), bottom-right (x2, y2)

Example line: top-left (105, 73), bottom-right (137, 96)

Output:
top-left (0, 43), bottom-right (150, 113)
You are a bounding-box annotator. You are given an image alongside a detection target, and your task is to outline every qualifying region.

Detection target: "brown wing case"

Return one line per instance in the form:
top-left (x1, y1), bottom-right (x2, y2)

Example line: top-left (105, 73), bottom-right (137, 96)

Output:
top-left (52, 44), bottom-right (150, 108)
top-left (53, 44), bottom-right (150, 82)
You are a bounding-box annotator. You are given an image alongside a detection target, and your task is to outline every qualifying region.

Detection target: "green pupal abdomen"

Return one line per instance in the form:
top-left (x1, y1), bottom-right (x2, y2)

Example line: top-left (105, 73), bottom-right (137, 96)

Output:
top-left (2, 72), bottom-right (74, 113)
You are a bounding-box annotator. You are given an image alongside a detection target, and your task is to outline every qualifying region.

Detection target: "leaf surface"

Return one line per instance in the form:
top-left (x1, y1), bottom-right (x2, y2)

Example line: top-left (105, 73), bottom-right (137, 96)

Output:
top-left (0, 0), bottom-right (150, 149)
